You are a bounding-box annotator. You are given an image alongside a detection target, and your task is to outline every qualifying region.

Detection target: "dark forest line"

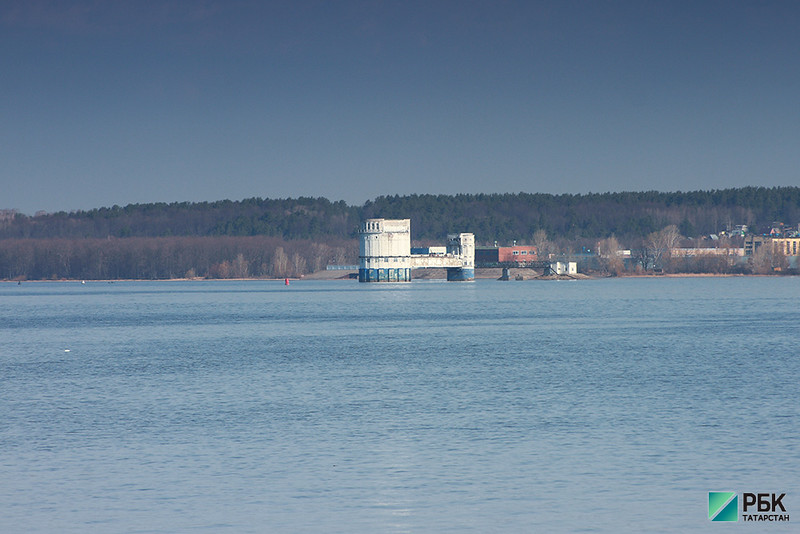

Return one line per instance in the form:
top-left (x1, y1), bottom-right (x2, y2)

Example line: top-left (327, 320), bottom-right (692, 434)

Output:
top-left (0, 236), bottom-right (356, 281)
top-left (3, 187), bottom-right (800, 243)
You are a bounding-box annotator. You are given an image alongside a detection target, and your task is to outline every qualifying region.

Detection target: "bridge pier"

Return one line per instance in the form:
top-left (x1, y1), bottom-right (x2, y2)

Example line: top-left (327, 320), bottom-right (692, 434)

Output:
top-left (446, 267), bottom-right (475, 281)
top-left (358, 268), bottom-right (412, 282)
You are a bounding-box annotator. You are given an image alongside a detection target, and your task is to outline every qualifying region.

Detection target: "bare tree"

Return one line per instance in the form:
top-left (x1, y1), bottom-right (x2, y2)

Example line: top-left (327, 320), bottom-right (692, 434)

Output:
top-left (648, 225), bottom-right (681, 271)
top-left (272, 247), bottom-right (289, 277)
top-left (290, 252), bottom-right (307, 277)
top-left (774, 245), bottom-right (789, 272)
top-left (596, 236), bottom-right (624, 275)
top-left (750, 241), bottom-right (788, 274)
top-left (212, 260), bottom-right (231, 279)
top-left (750, 243), bottom-right (773, 274)
top-left (332, 246), bottom-right (348, 265)
top-left (532, 229), bottom-right (552, 260)
top-left (232, 253), bottom-right (249, 278)
top-left (308, 242), bottom-right (331, 272)
top-left (630, 239), bottom-right (651, 272)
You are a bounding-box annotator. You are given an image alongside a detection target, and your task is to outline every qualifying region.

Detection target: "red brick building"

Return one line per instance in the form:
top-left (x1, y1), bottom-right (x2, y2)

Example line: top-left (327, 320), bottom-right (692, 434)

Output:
top-left (475, 245), bottom-right (539, 264)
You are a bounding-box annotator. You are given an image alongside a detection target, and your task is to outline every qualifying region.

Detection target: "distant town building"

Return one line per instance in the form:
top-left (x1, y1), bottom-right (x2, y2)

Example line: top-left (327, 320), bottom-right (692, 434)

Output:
top-left (771, 237), bottom-right (800, 257)
top-left (671, 247), bottom-right (744, 257)
top-left (475, 245), bottom-right (538, 265)
top-left (766, 222), bottom-right (800, 238)
top-left (744, 235), bottom-right (800, 256)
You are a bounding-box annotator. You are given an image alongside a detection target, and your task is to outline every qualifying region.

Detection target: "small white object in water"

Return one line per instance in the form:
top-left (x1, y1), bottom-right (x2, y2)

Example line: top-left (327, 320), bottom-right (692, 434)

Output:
top-left (64, 349), bottom-right (71, 352)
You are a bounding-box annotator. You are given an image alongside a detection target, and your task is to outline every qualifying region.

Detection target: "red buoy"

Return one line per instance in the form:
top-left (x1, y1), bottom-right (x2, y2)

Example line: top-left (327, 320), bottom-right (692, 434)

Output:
top-left (285, 278), bottom-right (289, 286)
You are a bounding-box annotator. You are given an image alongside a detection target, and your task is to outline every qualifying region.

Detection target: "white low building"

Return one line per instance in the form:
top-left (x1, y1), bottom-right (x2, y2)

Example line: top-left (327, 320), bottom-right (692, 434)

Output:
top-left (549, 261), bottom-right (577, 275)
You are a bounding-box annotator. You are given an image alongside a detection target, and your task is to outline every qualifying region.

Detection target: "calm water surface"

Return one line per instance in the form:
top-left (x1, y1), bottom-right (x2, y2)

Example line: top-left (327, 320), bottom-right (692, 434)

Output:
top-left (2, 277), bottom-right (798, 533)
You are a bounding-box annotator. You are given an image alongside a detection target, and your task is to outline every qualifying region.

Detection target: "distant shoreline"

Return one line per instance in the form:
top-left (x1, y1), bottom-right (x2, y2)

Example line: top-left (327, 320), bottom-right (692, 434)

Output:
top-left (5, 270), bottom-right (792, 283)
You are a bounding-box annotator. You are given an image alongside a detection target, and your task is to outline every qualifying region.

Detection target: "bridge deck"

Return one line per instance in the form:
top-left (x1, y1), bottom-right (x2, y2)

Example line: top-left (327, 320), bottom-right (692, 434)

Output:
top-left (410, 255), bottom-right (463, 268)
top-left (475, 260), bottom-right (551, 269)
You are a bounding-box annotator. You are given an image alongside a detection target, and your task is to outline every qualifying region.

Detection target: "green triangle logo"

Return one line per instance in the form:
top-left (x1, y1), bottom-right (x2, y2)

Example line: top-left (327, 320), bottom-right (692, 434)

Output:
top-left (709, 492), bottom-right (738, 521)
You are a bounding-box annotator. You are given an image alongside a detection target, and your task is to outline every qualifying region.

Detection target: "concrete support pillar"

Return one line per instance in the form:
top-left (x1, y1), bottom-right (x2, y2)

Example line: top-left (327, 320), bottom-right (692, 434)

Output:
top-left (446, 267), bottom-right (475, 281)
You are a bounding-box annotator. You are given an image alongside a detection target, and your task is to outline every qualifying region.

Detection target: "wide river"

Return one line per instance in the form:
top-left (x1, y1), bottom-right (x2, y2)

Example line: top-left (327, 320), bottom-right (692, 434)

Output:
top-left (1, 277), bottom-right (798, 533)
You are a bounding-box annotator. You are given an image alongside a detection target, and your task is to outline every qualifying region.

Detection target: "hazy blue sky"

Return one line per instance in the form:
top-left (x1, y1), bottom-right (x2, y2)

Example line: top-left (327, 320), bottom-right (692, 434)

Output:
top-left (2, 1), bottom-right (799, 214)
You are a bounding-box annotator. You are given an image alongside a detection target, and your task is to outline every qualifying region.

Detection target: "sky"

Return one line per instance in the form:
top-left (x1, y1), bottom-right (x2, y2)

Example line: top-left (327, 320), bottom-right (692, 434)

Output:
top-left (2, 0), bottom-right (799, 214)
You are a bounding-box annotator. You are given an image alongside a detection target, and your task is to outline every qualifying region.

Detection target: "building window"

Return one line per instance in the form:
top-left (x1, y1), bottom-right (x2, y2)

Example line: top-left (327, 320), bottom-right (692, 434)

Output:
top-left (513, 250), bottom-right (519, 255)
top-left (521, 251), bottom-right (527, 255)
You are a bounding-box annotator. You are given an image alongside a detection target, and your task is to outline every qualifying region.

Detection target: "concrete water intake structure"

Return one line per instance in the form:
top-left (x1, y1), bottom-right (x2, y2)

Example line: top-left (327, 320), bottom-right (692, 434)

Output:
top-left (358, 219), bottom-right (474, 282)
